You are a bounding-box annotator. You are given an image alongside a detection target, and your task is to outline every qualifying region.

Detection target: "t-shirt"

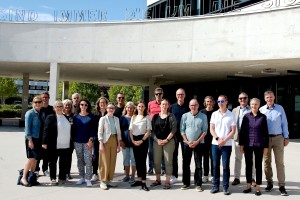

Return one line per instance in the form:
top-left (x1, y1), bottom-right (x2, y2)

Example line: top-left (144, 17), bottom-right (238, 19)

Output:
top-left (129, 115), bottom-right (152, 136)
top-left (56, 114), bottom-right (71, 149)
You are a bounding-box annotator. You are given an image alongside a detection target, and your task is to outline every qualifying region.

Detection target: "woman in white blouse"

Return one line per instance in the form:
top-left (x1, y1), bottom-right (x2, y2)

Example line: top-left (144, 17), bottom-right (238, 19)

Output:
top-left (129, 100), bottom-right (152, 191)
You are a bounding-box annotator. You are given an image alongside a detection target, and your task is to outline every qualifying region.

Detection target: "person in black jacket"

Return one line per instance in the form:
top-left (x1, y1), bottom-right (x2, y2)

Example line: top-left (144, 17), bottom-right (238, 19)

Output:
top-left (42, 100), bottom-right (71, 185)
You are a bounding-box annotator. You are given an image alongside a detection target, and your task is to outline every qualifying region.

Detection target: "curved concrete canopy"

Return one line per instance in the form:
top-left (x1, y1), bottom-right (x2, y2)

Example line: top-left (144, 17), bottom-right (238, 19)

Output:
top-left (0, 5), bottom-right (300, 86)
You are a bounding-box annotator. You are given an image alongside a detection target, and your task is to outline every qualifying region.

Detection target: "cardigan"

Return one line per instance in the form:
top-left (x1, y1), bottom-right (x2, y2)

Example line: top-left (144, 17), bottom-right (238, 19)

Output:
top-left (98, 115), bottom-right (121, 143)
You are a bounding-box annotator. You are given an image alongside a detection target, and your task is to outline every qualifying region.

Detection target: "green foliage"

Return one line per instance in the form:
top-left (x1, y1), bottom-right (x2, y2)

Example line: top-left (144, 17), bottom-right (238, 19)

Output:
top-left (69, 82), bottom-right (101, 103)
top-left (0, 104), bottom-right (22, 118)
top-left (0, 78), bottom-right (18, 104)
top-left (108, 85), bottom-right (143, 103)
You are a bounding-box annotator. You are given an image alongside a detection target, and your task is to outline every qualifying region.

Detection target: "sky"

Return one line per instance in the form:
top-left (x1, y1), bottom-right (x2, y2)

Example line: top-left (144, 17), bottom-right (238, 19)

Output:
top-left (0, 0), bottom-right (147, 22)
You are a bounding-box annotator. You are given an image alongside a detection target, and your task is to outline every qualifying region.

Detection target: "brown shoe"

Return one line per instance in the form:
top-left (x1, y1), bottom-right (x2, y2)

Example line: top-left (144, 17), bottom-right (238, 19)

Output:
top-left (150, 180), bottom-right (161, 187)
top-left (231, 178), bottom-right (240, 185)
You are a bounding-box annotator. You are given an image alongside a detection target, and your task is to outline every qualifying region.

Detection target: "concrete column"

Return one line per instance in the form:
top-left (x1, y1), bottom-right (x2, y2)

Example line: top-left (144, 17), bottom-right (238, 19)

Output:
top-left (62, 81), bottom-right (69, 100)
top-left (21, 73), bottom-right (29, 124)
top-left (148, 77), bottom-right (161, 102)
top-left (49, 62), bottom-right (60, 105)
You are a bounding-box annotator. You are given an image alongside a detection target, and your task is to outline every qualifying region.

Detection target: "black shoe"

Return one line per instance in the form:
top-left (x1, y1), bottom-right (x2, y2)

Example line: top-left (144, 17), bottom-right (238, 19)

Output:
top-left (243, 188), bottom-right (252, 193)
top-left (255, 191), bottom-right (262, 196)
top-left (265, 183), bottom-right (273, 192)
top-left (141, 183), bottom-right (149, 191)
top-left (161, 170), bottom-right (165, 176)
top-left (231, 178), bottom-right (240, 186)
top-left (131, 181), bottom-right (142, 187)
top-left (147, 168), bottom-right (154, 175)
top-left (279, 186), bottom-right (288, 196)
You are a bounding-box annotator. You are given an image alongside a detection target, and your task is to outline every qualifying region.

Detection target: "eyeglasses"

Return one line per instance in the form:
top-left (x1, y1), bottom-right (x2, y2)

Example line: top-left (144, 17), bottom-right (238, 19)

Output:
top-left (118, 97), bottom-right (125, 99)
top-left (80, 104), bottom-right (88, 107)
top-left (217, 100), bottom-right (226, 104)
top-left (239, 97), bottom-right (248, 100)
top-left (107, 107), bottom-right (115, 110)
top-left (33, 101), bottom-right (42, 104)
top-left (56, 105), bottom-right (63, 108)
top-left (189, 104), bottom-right (198, 107)
top-left (155, 93), bottom-right (162, 96)
top-left (177, 94), bottom-right (185, 96)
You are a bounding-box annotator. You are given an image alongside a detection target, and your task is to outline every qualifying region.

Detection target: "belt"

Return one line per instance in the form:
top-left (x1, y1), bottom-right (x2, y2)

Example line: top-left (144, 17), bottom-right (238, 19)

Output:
top-left (269, 134), bottom-right (282, 137)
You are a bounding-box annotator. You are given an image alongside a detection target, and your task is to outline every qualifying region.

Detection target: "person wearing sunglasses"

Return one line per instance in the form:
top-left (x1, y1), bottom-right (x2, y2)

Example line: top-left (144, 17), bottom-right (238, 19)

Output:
top-left (72, 98), bottom-right (96, 187)
top-left (210, 95), bottom-right (236, 195)
top-left (98, 102), bottom-right (121, 190)
top-left (114, 93), bottom-right (125, 118)
top-left (231, 92), bottom-right (255, 187)
top-left (21, 96), bottom-right (43, 187)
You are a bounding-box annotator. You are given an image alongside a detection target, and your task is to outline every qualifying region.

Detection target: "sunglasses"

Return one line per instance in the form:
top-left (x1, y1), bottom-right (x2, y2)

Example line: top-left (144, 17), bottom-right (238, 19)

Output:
top-left (118, 97), bottom-right (125, 99)
top-left (217, 100), bottom-right (225, 104)
top-left (80, 104), bottom-right (88, 107)
top-left (239, 97), bottom-right (248, 100)
top-left (155, 93), bottom-right (162, 96)
top-left (33, 101), bottom-right (42, 104)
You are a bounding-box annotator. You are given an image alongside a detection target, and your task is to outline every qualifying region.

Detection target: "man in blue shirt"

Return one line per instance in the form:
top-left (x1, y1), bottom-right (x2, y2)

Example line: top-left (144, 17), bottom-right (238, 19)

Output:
top-left (259, 91), bottom-right (289, 196)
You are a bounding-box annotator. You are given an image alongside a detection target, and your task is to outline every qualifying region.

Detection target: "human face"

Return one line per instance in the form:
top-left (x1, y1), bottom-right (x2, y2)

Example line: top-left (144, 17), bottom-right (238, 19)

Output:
top-left (205, 98), bottom-right (214, 109)
top-left (32, 98), bottom-right (42, 111)
top-left (189, 100), bottom-right (199, 114)
top-left (217, 96), bottom-right (227, 109)
top-left (117, 94), bottom-right (125, 104)
top-left (137, 103), bottom-right (145, 114)
top-left (160, 100), bottom-right (168, 112)
top-left (63, 103), bottom-right (71, 114)
top-left (126, 105), bottom-right (135, 116)
top-left (99, 99), bottom-right (107, 110)
top-left (54, 104), bottom-right (63, 115)
top-left (107, 104), bottom-right (115, 114)
top-left (72, 94), bottom-right (80, 105)
top-left (155, 90), bottom-right (163, 101)
top-left (176, 89), bottom-right (185, 101)
top-left (79, 101), bottom-right (88, 111)
top-left (238, 94), bottom-right (248, 107)
top-left (265, 93), bottom-right (275, 107)
top-left (250, 100), bottom-right (260, 114)
top-left (41, 94), bottom-right (49, 105)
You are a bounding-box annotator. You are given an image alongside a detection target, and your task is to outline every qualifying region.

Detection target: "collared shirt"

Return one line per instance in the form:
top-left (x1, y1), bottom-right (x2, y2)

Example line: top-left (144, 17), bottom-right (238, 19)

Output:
top-left (148, 100), bottom-right (161, 120)
top-left (180, 111), bottom-right (208, 142)
top-left (210, 109), bottom-right (236, 146)
top-left (259, 103), bottom-right (289, 138)
top-left (238, 106), bottom-right (250, 131)
top-left (129, 115), bottom-right (152, 136)
top-left (239, 112), bottom-right (269, 148)
top-left (170, 102), bottom-right (189, 129)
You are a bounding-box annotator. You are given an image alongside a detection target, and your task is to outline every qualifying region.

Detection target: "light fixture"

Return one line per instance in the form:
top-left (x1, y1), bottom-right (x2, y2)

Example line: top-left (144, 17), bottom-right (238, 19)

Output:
top-left (261, 68), bottom-right (280, 75)
top-left (45, 71), bottom-right (50, 74)
top-left (107, 67), bottom-right (129, 72)
top-left (234, 73), bottom-right (253, 78)
top-left (244, 63), bottom-right (267, 68)
top-left (152, 74), bottom-right (164, 78)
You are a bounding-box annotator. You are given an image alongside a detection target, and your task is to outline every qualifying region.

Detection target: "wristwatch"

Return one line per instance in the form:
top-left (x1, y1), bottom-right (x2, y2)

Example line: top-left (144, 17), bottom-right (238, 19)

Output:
top-left (216, 137), bottom-right (219, 141)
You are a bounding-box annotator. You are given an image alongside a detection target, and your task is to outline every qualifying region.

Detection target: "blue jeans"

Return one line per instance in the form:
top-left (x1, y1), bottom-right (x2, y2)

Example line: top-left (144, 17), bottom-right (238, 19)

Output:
top-left (212, 145), bottom-right (232, 189)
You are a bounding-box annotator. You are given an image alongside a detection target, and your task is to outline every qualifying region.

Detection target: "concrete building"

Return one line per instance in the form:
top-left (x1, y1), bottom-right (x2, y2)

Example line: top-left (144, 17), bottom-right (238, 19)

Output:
top-left (0, 0), bottom-right (300, 136)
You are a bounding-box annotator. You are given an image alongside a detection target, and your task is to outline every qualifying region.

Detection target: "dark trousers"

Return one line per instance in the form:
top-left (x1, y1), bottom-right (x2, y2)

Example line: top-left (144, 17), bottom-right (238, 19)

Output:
top-left (92, 137), bottom-right (99, 175)
top-left (35, 148), bottom-right (49, 172)
top-left (212, 145), bottom-right (232, 189)
top-left (66, 142), bottom-right (74, 175)
top-left (182, 143), bottom-right (205, 186)
top-left (49, 148), bottom-right (68, 180)
top-left (172, 140), bottom-right (184, 178)
top-left (244, 146), bottom-right (264, 185)
top-left (133, 135), bottom-right (148, 180)
top-left (203, 143), bottom-right (213, 176)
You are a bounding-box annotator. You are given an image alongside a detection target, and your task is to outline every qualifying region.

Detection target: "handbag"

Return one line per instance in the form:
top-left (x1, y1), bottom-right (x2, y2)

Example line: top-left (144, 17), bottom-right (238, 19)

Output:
top-left (17, 169), bottom-right (38, 186)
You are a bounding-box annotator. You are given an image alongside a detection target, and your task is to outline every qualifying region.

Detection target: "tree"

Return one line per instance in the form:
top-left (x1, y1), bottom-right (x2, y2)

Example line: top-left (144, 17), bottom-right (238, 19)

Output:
top-left (69, 82), bottom-right (102, 103)
top-left (0, 77), bottom-right (19, 104)
top-left (108, 85), bottom-right (144, 103)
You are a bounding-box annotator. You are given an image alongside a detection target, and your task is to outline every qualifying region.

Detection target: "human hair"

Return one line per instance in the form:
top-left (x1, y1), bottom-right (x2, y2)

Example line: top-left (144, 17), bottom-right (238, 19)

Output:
top-left (53, 100), bottom-right (63, 108)
top-left (161, 98), bottom-right (169, 104)
top-left (264, 90), bottom-right (275, 97)
top-left (62, 99), bottom-right (72, 106)
top-left (218, 95), bottom-right (228, 101)
top-left (239, 92), bottom-right (248, 98)
top-left (107, 102), bottom-right (116, 108)
top-left (176, 88), bottom-right (185, 94)
top-left (32, 96), bottom-right (42, 103)
top-left (76, 98), bottom-right (92, 114)
top-left (95, 97), bottom-right (109, 112)
top-left (203, 96), bottom-right (215, 107)
top-left (40, 91), bottom-right (50, 98)
top-left (72, 93), bottom-right (80, 98)
top-left (154, 87), bottom-right (163, 94)
top-left (122, 101), bottom-right (135, 116)
top-left (134, 100), bottom-right (148, 117)
top-left (250, 97), bottom-right (261, 106)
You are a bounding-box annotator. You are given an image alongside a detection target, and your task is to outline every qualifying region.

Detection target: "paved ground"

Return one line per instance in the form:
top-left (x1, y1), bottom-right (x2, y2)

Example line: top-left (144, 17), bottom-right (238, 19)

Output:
top-left (0, 126), bottom-right (299, 200)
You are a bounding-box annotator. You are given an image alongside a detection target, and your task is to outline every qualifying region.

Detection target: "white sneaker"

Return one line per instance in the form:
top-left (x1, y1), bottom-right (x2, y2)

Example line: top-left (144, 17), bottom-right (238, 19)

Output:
top-left (210, 177), bottom-right (214, 182)
top-left (170, 175), bottom-right (177, 185)
top-left (86, 180), bottom-right (92, 187)
top-left (91, 174), bottom-right (98, 182)
top-left (43, 170), bottom-right (50, 177)
top-left (76, 178), bottom-right (85, 185)
top-left (100, 181), bottom-right (108, 190)
top-left (202, 176), bottom-right (209, 183)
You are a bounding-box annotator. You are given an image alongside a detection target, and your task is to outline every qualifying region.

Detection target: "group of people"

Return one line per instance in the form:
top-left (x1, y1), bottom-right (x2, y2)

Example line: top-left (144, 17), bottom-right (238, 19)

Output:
top-left (21, 88), bottom-right (289, 196)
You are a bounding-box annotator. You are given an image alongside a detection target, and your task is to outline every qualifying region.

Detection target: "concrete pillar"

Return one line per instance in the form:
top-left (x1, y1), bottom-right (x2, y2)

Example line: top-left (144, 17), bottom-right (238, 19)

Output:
top-left (148, 77), bottom-right (161, 102)
top-left (62, 81), bottom-right (69, 100)
top-left (21, 73), bottom-right (29, 124)
top-left (49, 62), bottom-right (60, 106)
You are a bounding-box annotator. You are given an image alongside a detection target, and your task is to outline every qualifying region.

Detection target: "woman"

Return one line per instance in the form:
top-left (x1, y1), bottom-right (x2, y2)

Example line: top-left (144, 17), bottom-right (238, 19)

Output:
top-left (98, 102), bottom-right (121, 190)
top-left (151, 99), bottom-right (177, 189)
top-left (21, 96), bottom-right (43, 187)
top-left (73, 98), bottom-right (95, 187)
top-left (42, 100), bottom-right (71, 185)
top-left (200, 96), bottom-right (215, 182)
top-left (129, 100), bottom-right (151, 191)
top-left (120, 101), bottom-right (136, 183)
top-left (239, 98), bottom-right (269, 196)
top-left (91, 97), bottom-right (108, 182)
top-left (62, 99), bottom-right (74, 180)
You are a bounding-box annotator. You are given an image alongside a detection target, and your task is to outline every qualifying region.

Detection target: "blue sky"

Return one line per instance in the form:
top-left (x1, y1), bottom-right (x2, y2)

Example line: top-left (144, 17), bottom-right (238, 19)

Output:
top-left (0, 0), bottom-right (147, 21)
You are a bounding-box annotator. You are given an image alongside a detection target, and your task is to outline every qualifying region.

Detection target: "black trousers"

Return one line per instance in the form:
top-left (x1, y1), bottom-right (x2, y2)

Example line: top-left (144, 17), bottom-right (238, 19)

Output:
top-left (35, 148), bottom-right (49, 172)
top-left (92, 137), bottom-right (99, 175)
top-left (172, 140), bottom-right (184, 178)
top-left (133, 134), bottom-right (148, 181)
top-left (66, 141), bottom-right (74, 175)
top-left (49, 148), bottom-right (68, 180)
top-left (244, 146), bottom-right (264, 185)
top-left (203, 142), bottom-right (213, 176)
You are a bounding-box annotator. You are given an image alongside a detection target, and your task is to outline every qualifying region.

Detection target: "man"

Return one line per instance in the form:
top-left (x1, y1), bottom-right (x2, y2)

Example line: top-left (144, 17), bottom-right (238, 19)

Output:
top-left (114, 93), bottom-right (125, 118)
top-left (259, 91), bottom-right (289, 196)
top-left (169, 88), bottom-right (188, 184)
top-left (210, 95), bottom-right (236, 195)
top-left (180, 99), bottom-right (207, 192)
top-left (147, 87), bottom-right (166, 175)
top-left (72, 93), bottom-right (80, 113)
top-left (231, 92), bottom-right (254, 186)
top-left (35, 91), bottom-right (55, 176)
